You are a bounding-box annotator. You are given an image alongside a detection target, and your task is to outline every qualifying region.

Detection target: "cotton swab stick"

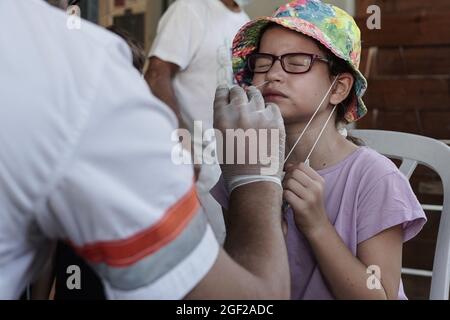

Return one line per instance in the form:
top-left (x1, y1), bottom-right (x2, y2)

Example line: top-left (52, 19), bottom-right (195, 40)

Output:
top-left (254, 80), bottom-right (270, 89)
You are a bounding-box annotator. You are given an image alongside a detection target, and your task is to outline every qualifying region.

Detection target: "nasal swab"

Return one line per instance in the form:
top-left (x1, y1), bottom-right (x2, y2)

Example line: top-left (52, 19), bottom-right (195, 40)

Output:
top-left (254, 80), bottom-right (270, 89)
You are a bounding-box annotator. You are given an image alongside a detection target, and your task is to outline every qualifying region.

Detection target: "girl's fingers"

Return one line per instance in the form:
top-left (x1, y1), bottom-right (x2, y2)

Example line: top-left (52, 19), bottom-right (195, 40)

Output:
top-left (291, 168), bottom-right (314, 188)
top-left (283, 190), bottom-right (310, 213)
top-left (298, 162), bottom-right (324, 183)
top-left (284, 162), bottom-right (296, 171)
top-left (283, 176), bottom-right (306, 197)
top-left (284, 176), bottom-right (317, 205)
top-left (284, 163), bottom-right (324, 191)
top-left (283, 189), bottom-right (304, 206)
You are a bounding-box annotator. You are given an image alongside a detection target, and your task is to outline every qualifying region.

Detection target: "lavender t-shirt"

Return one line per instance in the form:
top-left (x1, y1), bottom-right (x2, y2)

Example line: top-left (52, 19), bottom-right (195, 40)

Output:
top-left (211, 146), bottom-right (427, 300)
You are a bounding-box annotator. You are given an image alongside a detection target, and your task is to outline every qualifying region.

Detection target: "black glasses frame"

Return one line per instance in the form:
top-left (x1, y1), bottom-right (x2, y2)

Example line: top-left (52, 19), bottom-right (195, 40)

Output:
top-left (248, 52), bottom-right (329, 74)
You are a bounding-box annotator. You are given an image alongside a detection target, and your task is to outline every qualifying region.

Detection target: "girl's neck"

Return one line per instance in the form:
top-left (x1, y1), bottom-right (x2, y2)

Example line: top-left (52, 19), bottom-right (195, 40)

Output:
top-left (284, 116), bottom-right (358, 171)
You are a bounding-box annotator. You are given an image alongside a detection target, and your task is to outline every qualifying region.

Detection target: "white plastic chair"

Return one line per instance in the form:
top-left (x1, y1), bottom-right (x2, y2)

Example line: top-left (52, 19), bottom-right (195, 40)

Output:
top-left (350, 129), bottom-right (450, 300)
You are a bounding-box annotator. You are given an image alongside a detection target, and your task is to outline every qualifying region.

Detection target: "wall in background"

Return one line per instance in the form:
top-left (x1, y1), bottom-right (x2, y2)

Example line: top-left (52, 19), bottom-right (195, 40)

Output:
top-left (244, 0), bottom-right (355, 18)
top-left (355, 0), bottom-right (450, 300)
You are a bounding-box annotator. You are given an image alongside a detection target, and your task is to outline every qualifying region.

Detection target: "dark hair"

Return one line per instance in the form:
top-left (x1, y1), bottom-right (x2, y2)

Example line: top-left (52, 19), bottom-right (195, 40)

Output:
top-left (107, 26), bottom-right (146, 73)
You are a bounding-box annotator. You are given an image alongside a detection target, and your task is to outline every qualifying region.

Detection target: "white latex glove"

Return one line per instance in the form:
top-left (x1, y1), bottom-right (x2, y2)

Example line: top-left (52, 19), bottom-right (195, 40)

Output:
top-left (213, 85), bottom-right (286, 194)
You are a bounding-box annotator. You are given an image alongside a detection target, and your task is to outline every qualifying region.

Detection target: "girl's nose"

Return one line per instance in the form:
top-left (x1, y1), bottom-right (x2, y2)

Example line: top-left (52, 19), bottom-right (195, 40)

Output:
top-left (265, 59), bottom-right (284, 83)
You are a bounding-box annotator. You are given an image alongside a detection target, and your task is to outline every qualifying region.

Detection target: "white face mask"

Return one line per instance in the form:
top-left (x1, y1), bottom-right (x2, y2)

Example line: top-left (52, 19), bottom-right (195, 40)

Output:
top-left (234, 0), bottom-right (253, 7)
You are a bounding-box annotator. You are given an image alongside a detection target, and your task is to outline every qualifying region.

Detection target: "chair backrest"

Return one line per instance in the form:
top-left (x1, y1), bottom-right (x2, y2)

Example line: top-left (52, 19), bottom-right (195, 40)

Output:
top-left (350, 129), bottom-right (450, 300)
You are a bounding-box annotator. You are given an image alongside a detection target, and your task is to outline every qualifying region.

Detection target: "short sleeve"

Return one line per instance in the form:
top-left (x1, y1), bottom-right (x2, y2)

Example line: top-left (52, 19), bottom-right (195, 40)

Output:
top-left (149, 1), bottom-right (205, 70)
top-left (357, 171), bottom-right (427, 244)
top-left (38, 37), bottom-right (219, 299)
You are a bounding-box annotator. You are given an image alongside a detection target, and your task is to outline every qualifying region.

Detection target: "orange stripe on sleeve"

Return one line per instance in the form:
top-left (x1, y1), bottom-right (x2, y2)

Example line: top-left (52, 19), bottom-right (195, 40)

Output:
top-left (71, 184), bottom-right (200, 267)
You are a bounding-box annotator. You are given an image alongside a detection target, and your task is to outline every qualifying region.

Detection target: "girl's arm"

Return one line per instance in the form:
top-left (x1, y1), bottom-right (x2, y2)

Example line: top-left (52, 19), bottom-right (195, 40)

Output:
top-left (283, 163), bottom-right (403, 299)
top-left (306, 222), bottom-right (402, 299)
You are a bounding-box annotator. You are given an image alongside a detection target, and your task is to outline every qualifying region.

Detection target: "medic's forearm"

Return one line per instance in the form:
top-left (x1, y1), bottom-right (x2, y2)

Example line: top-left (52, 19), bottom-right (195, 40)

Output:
top-left (224, 182), bottom-right (290, 298)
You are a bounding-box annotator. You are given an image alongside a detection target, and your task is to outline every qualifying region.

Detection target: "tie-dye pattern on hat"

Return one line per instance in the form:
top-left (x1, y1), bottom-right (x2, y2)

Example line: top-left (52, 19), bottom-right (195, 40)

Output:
top-left (232, 0), bottom-right (368, 123)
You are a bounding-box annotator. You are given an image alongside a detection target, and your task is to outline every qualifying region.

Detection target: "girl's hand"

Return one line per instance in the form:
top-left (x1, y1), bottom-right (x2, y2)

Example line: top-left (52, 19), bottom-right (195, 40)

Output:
top-left (282, 163), bottom-right (330, 238)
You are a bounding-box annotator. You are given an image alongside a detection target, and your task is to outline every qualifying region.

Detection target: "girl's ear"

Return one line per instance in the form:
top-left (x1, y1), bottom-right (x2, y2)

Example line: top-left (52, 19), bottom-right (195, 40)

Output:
top-left (330, 72), bottom-right (354, 106)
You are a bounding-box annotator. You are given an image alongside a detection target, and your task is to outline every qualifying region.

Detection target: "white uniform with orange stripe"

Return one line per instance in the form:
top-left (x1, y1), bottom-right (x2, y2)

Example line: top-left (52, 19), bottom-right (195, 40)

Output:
top-left (0, 0), bottom-right (219, 299)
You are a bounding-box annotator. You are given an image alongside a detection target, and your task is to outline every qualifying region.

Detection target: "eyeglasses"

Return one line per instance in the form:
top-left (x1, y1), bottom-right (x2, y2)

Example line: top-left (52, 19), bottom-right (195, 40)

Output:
top-left (248, 52), bottom-right (329, 74)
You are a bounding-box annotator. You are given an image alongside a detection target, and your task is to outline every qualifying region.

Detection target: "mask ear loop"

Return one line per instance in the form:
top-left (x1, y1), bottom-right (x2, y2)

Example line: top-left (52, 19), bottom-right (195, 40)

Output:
top-left (304, 104), bottom-right (338, 167)
top-left (283, 76), bottom-right (340, 166)
top-left (282, 76), bottom-right (339, 213)
top-left (282, 103), bottom-right (337, 212)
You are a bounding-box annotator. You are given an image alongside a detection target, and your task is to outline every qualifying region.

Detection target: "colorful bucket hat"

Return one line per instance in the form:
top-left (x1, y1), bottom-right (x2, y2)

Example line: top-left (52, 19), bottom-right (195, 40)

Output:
top-left (232, 0), bottom-right (368, 123)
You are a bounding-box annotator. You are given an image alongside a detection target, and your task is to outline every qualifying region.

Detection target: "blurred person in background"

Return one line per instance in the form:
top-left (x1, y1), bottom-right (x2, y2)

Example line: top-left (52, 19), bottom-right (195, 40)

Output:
top-left (145, 0), bottom-right (251, 244)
